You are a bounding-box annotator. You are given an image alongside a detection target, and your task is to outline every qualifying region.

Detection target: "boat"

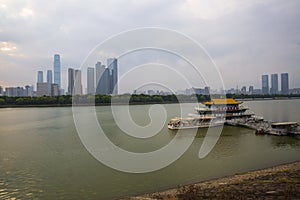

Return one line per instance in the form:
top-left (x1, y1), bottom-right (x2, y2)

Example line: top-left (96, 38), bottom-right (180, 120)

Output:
top-left (167, 116), bottom-right (224, 130)
top-left (264, 122), bottom-right (300, 136)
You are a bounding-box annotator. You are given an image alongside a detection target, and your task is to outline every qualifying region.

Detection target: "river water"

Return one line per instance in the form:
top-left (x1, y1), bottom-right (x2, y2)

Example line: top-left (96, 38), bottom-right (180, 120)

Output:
top-left (0, 100), bottom-right (299, 199)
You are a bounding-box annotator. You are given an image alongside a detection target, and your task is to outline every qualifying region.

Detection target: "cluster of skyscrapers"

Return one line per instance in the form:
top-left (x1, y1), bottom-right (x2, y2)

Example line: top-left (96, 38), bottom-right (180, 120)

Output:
top-left (262, 73), bottom-right (289, 95)
top-left (36, 54), bottom-right (61, 96)
top-left (67, 58), bottom-right (118, 95)
top-left (85, 58), bottom-right (118, 95)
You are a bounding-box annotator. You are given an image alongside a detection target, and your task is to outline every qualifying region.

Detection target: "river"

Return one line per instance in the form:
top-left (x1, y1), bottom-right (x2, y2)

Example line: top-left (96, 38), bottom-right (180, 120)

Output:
top-left (0, 99), bottom-right (299, 199)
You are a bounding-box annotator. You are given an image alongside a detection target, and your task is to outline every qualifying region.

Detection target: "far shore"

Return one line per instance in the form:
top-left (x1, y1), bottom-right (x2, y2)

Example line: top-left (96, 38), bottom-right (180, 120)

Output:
top-left (0, 96), bottom-right (300, 109)
top-left (122, 161), bottom-right (300, 200)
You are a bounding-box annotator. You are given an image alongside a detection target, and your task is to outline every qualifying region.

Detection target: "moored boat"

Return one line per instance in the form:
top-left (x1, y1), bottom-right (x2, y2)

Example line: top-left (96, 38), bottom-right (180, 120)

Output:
top-left (167, 116), bottom-right (224, 130)
top-left (265, 122), bottom-right (300, 136)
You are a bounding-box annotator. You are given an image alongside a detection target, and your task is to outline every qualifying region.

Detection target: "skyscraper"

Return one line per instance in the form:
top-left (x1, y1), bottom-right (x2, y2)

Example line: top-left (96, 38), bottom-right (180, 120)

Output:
top-left (68, 68), bottom-right (75, 95)
top-left (53, 54), bottom-right (61, 88)
top-left (47, 70), bottom-right (52, 95)
top-left (96, 62), bottom-right (110, 95)
top-left (37, 71), bottom-right (43, 83)
top-left (261, 75), bottom-right (269, 94)
top-left (68, 68), bottom-right (82, 95)
top-left (107, 58), bottom-right (118, 95)
top-left (87, 67), bottom-right (95, 94)
top-left (281, 73), bottom-right (289, 95)
top-left (74, 69), bottom-right (82, 95)
top-left (270, 74), bottom-right (279, 94)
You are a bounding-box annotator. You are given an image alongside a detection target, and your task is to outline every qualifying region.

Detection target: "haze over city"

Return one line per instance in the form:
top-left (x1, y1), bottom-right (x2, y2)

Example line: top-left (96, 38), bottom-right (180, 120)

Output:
top-left (1, 0), bottom-right (300, 92)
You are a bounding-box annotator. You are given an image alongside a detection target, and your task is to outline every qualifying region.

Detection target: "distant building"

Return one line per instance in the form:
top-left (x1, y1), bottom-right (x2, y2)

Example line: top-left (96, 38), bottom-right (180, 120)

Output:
top-left (290, 88), bottom-right (300, 94)
top-left (68, 68), bottom-right (82, 95)
top-left (53, 54), bottom-right (61, 88)
top-left (96, 62), bottom-right (110, 95)
top-left (0, 86), bottom-right (3, 96)
top-left (51, 84), bottom-right (60, 96)
top-left (5, 87), bottom-right (26, 97)
top-left (261, 75), bottom-right (269, 94)
top-left (25, 85), bottom-right (33, 96)
top-left (249, 86), bottom-right (254, 95)
top-left (74, 69), bottom-right (82, 95)
top-left (68, 68), bottom-right (74, 95)
top-left (281, 73), bottom-right (289, 95)
top-left (107, 58), bottom-right (118, 95)
top-left (47, 70), bottom-right (52, 95)
top-left (87, 67), bottom-right (95, 94)
top-left (204, 86), bottom-right (210, 95)
top-left (37, 71), bottom-right (43, 83)
top-left (241, 86), bottom-right (247, 94)
top-left (37, 82), bottom-right (50, 96)
top-left (252, 89), bottom-right (262, 95)
top-left (270, 74), bottom-right (279, 94)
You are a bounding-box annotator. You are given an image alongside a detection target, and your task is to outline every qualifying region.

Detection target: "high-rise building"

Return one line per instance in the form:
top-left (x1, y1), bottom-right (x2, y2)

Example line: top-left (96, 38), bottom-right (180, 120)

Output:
top-left (281, 73), bottom-right (289, 95)
top-left (249, 86), bottom-right (254, 95)
top-left (47, 70), bottom-right (52, 95)
top-left (36, 83), bottom-right (50, 96)
top-left (68, 68), bottom-right (82, 95)
top-left (107, 58), bottom-right (118, 95)
top-left (0, 86), bottom-right (3, 96)
top-left (51, 84), bottom-right (60, 96)
top-left (95, 62), bottom-right (102, 94)
top-left (74, 69), bottom-right (82, 95)
top-left (270, 74), bottom-right (279, 94)
top-left (25, 85), bottom-right (33, 96)
top-left (87, 67), bottom-right (95, 94)
top-left (96, 62), bottom-right (109, 95)
top-left (241, 86), bottom-right (247, 94)
top-left (68, 68), bottom-right (75, 95)
top-left (261, 75), bottom-right (269, 94)
top-left (53, 54), bottom-right (61, 88)
top-left (37, 71), bottom-right (43, 83)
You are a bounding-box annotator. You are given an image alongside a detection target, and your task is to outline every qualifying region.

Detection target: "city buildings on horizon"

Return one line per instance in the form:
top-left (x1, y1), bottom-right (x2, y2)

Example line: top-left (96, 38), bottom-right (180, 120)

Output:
top-left (93, 59), bottom-right (118, 95)
top-left (0, 53), bottom-right (298, 97)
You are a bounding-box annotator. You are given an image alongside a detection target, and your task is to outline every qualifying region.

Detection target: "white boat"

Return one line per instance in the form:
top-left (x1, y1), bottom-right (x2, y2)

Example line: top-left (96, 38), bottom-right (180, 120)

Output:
top-left (167, 116), bottom-right (224, 130)
top-left (265, 122), bottom-right (300, 136)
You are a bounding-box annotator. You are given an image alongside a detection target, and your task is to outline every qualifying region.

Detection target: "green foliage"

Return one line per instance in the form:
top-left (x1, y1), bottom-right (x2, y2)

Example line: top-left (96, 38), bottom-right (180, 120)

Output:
top-left (0, 93), bottom-right (299, 107)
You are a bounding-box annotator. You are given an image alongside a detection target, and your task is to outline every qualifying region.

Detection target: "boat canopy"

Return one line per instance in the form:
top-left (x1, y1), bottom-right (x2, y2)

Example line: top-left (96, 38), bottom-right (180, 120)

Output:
top-left (271, 122), bottom-right (298, 126)
top-left (202, 98), bottom-right (241, 105)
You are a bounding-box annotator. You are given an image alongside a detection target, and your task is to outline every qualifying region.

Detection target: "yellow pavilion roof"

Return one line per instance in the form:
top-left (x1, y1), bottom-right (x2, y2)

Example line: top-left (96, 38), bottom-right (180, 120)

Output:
top-left (203, 98), bottom-right (241, 105)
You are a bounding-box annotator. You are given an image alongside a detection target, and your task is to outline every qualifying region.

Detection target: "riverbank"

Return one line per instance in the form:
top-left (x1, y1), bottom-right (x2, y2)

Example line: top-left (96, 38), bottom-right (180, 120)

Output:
top-left (124, 161), bottom-right (300, 200)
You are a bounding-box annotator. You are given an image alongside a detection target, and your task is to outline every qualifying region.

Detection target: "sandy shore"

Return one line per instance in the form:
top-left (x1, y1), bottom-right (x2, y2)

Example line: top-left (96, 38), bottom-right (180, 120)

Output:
top-left (122, 161), bottom-right (300, 200)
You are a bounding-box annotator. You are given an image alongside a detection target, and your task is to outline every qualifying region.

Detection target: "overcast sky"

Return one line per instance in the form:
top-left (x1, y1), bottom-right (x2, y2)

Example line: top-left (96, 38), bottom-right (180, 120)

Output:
top-left (1, 0), bottom-right (300, 93)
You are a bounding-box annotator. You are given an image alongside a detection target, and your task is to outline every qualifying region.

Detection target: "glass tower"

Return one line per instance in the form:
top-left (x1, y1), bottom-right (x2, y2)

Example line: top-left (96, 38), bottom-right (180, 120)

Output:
top-left (37, 71), bottom-right (43, 83)
top-left (53, 54), bottom-right (61, 88)
top-left (107, 58), bottom-right (118, 95)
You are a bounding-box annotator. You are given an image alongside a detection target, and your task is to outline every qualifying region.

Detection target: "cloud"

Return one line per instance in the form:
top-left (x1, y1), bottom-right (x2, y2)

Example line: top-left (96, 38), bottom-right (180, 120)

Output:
top-left (0, 0), bottom-right (300, 91)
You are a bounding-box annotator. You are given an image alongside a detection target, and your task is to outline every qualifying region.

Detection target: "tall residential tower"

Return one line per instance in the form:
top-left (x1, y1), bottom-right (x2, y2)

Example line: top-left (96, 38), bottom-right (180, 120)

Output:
top-left (270, 74), bottom-right (279, 94)
top-left (261, 75), bottom-right (269, 95)
top-left (281, 73), bottom-right (289, 95)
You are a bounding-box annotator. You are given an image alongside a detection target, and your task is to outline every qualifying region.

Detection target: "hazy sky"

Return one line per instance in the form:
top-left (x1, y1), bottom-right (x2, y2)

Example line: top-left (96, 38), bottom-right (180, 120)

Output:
top-left (1, 0), bottom-right (300, 92)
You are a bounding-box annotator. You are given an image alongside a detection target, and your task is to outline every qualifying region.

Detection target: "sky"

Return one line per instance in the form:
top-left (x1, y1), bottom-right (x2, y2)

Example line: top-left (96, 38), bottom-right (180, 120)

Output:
top-left (0, 0), bottom-right (300, 93)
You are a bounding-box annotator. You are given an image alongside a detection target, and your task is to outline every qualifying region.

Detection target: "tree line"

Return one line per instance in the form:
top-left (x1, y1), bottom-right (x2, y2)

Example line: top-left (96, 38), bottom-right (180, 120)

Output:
top-left (0, 93), bottom-right (299, 107)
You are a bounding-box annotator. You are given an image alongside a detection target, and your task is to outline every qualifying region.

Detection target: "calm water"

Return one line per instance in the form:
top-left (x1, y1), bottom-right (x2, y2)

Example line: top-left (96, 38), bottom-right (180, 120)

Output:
top-left (0, 100), bottom-right (300, 199)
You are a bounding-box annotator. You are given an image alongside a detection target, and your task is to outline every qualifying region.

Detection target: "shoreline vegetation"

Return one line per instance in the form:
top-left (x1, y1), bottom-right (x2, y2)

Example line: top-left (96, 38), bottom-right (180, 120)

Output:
top-left (0, 94), bottom-right (300, 108)
top-left (123, 161), bottom-right (300, 200)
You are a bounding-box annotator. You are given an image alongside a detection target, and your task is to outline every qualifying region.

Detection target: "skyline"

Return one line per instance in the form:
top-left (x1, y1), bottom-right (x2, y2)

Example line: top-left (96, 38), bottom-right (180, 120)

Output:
top-left (1, 0), bottom-right (300, 91)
